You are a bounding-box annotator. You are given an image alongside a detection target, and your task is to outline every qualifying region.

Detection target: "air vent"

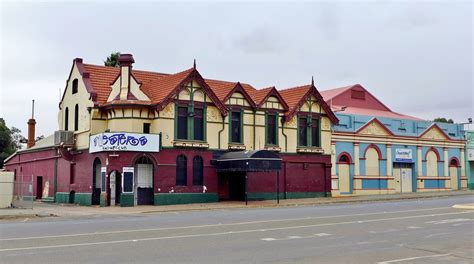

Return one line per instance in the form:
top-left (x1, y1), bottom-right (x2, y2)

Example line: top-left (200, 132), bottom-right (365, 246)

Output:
top-left (351, 90), bottom-right (365, 100)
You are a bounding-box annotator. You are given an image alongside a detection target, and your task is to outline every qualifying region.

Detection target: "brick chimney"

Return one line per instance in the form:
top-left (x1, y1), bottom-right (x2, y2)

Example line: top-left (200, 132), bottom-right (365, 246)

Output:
top-left (27, 100), bottom-right (36, 148)
top-left (118, 54), bottom-right (135, 100)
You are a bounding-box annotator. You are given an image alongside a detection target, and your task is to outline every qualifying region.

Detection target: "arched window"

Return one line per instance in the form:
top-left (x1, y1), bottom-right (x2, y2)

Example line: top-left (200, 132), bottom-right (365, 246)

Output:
top-left (365, 147), bottom-right (380, 176)
top-left (193, 156), bottom-right (204, 186)
top-left (338, 154), bottom-right (350, 164)
top-left (449, 158), bottom-right (459, 167)
top-left (72, 79), bottom-right (78, 94)
top-left (74, 104), bottom-right (79, 131)
top-left (426, 150), bottom-right (438, 176)
top-left (176, 155), bottom-right (187, 186)
top-left (135, 156), bottom-right (153, 188)
top-left (64, 107), bottom-right (69, 131)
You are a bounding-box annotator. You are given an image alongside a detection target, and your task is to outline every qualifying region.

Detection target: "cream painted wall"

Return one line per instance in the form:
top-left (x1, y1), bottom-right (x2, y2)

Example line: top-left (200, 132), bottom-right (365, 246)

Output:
top-left (365, 148), bottom-right (379, 176)
top-left (426, 151), bottom-right (438, 176)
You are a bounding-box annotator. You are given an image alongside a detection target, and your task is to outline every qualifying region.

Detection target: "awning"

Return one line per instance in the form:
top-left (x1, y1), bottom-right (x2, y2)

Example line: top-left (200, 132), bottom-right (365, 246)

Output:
top-left (216, 150), bottom-right (282, 172)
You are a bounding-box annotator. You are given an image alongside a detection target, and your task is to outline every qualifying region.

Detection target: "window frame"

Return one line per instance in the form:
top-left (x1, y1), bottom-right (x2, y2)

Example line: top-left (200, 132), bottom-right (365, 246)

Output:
top-left (176, 154), bottom-right (187, 186)
top-left (192, 155), bottom-right (204, 186)
top-left (297, 113), bottom-right (321, 148)
top-left (72, 79), bottom-right (78, 94)
top-left (229, 110), bottom-right (243, 144)
top-left (175, 102), bottom-right (207, 142)
top-left (266, 112), bottom-right (278, 146)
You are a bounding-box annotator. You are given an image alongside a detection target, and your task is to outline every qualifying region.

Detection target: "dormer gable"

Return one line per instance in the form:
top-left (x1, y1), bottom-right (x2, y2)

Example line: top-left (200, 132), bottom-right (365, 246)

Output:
top-left (420, 124), bottom-right (450, 140)
top-left (356, 118), bottom-right (394, 136)
top-left (256, 87), bottom-right (288, 111)
top-left (223, 82), bottom-right (256, 107)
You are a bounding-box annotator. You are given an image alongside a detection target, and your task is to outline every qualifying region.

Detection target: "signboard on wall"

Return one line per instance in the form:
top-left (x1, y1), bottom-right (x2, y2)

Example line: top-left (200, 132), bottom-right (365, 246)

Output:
top-left (122, 167), bottom-right (134, 193)
top-left (395, 149), bottom-right (413, 162)
top-left (468, 149), bottom-right (474, 161)
top-left (89, 132), bottom-right (160, 153)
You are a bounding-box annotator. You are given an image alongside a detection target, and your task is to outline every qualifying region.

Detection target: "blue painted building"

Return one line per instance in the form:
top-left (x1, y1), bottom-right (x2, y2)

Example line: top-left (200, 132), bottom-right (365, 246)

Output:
top-left (320, 84), bottom-right (467, 195)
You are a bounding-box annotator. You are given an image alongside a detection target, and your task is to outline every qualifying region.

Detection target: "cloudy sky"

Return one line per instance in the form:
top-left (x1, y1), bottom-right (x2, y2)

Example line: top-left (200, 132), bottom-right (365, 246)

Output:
top-left (1, 0), bottom-right (473, 137)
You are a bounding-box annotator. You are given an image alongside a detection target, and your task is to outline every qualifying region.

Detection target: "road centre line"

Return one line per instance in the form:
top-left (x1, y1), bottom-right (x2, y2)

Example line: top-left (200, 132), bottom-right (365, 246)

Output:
top-left (0, 206), bottom-right (456, 241)
top-left (0, 211), bottom-right (471, 252)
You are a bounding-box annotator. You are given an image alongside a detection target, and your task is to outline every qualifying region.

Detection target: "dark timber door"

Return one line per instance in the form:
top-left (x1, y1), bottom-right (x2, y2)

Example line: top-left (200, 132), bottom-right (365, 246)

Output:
top-left (229, 172), bottom-right (246, 201)
top-left (115, 172), bottom-right (122, 205)
top-left (36, 176), bottom-right (43, 199)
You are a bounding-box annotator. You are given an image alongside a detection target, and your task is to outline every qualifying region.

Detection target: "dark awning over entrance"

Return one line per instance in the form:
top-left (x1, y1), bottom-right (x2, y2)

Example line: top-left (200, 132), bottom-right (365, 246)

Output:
top-left (216, 150), bottom-right (282, 172)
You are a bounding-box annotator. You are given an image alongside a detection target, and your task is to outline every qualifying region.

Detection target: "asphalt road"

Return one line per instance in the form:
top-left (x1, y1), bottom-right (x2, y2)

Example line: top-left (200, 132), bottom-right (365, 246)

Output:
top-left (1, 195), bottom-right (473, 264)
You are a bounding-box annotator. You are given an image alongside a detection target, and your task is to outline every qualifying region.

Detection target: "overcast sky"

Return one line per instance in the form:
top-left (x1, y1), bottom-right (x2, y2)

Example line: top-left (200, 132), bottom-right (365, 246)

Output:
top-left (1, 0), bottom-right (473, 137)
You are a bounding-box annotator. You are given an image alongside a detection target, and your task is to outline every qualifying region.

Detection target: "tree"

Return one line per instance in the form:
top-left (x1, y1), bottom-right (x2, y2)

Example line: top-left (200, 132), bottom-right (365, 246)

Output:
top-left (0, 118), bottom-right (15, 168)
top-left (11, 127), bottom-right (26, 150)
top-left (104, 52), bottom-right (121, 67)
top-left (434, 117), bottom-right (454, 124)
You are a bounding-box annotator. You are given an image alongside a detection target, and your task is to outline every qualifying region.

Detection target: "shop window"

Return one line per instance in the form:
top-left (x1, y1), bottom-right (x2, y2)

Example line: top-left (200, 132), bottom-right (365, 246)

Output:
top-left (64, 107), bottom-right (69, 131)
top-left (74, 104), bottom-right (79, 131)
top-left (192, 155), bottom-right (204, 186)
top-left (266, 114), bottom-right (277, 145)
top-left (176, 155), bottom-right (187, 186)
top-left (298, 117), bottom-right (308, 146)
top-left (231, 111), bottom-right (242, 143)
top-left (143, 123), bottom-right (150, 134)
top-left (72, 79), bottom-right (78, 94)
top-left (193, 108), bottom-right (204, 141)
top-left (177, 106), bottom-right (188, 139)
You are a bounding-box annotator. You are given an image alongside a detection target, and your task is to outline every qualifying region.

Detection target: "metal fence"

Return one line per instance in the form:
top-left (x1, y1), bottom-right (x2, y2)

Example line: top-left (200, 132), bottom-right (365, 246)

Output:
top-left (12, 176), bottom-right (34, 209)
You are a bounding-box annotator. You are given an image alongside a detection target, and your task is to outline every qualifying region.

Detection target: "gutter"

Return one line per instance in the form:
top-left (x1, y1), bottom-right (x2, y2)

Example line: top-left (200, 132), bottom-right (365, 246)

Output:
top-left (218, 116), bottom-right (225, 149)
top-left (281, 119), bottom-right (288, 152)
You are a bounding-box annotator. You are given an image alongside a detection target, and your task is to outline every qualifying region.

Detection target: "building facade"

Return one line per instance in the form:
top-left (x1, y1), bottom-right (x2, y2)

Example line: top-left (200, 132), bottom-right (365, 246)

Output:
top-left (466, 131), bottom-right (474, 189)
top-left (322, 85), bottom-right (467, 195)
top-left (5, 54), bottom-right (338, 206)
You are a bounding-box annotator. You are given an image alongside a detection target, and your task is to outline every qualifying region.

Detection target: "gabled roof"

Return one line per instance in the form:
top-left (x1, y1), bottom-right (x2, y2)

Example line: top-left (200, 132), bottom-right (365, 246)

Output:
top-left (255, 87), bottom-right (289, 110)
top-left (65, 57), bottom-right (338, 123)
top-left (280, 84), bottom-right (338, 123)
top-left (320, 84), bottom-right (423, 121)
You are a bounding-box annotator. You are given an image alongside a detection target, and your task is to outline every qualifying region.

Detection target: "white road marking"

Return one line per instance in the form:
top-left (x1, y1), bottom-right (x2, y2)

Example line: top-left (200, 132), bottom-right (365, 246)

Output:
top-left (425, 218), bottom-right (472, 225)
top-left (406, 226), bottom-right (421, 229)
top-left (0, 206), bottom-right (455, 241)
top-left (0, 211), bottom-right (471, 252)
top-left (315, 233), bottom-right (331, 237)
top-left (260, 238), bottom-right (276, 241)
top-left (377, 253), bottom-right (451, 263)
top-left (287, 236), bottom-right (301, 239)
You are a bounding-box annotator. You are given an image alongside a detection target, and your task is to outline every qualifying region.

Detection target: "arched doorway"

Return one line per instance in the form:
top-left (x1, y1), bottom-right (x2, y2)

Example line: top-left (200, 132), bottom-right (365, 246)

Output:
top-left (92, 158), bottom-right (101, 205)
top-left (135, 156), bottom-right (154, 205)
top-left (109, 170), bottom-right (122, 206)
top-left (338, 153), bottom-right (351, 193)
top-left (449, 158), bottom-right (459, 190)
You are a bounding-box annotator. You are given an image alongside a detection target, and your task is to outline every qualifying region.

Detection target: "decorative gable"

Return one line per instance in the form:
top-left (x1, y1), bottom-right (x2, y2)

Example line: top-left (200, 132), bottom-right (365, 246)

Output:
top-left (420, 124), bottom-right (450, 140)
top-left (356, 118), bottom-right (393, 136)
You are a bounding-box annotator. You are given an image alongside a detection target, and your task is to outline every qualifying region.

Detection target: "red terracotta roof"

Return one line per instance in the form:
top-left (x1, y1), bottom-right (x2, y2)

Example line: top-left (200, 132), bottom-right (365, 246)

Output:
top-left (279, 85), bottom-right (312, 111)
top-left (74, 60), bottom-right (337, 121)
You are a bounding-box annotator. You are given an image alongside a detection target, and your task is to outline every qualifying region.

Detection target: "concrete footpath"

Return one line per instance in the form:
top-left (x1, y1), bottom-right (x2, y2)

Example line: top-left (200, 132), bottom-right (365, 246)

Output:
top-left (1, 190), bottom-right (473, 220)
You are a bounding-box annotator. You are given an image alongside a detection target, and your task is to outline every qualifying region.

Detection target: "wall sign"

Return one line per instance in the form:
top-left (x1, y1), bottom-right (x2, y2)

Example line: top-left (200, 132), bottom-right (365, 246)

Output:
top-left (122, 167), bottom-right (134, 193)
top-left (395, 149), bottom-right (412, 162)
top-left (468, 149), bottom-right (474, 161)
top-left (89, 132), bottom-right (160, 153)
